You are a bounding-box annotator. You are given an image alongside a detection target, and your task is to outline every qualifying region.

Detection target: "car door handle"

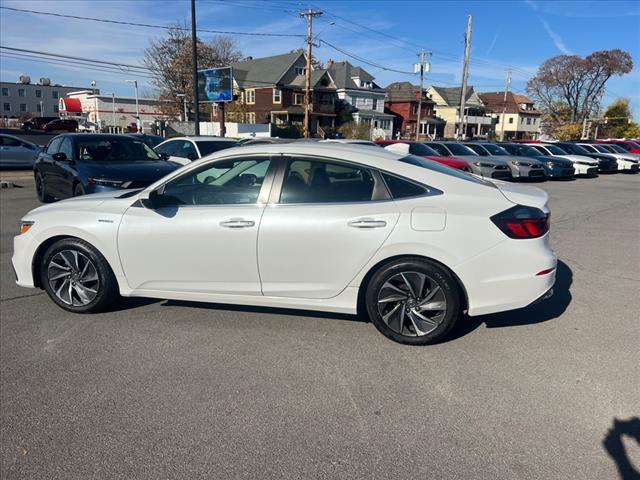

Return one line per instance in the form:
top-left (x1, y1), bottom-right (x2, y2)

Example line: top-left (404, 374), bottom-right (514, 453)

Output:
top-left (348, 218), bottom-right (387, 228)
top-left (220, 218), bottom-right (255, 228)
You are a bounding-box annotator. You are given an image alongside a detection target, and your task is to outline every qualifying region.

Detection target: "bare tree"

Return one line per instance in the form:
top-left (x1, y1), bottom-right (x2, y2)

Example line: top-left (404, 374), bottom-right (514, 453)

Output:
top-left (526, 49), bottom-right (633, 135)
top-left (143, 24), bottom-right (242, 120)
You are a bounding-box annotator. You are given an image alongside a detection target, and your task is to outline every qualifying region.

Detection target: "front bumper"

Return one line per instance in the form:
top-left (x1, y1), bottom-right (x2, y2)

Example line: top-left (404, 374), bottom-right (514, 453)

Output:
top-left (12, 232), bottom-right (38, 288)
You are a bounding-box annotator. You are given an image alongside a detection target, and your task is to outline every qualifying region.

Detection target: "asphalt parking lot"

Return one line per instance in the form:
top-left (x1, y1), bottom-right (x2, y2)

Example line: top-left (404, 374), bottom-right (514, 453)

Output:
top-left (1, 173), bottom-right (638, 480)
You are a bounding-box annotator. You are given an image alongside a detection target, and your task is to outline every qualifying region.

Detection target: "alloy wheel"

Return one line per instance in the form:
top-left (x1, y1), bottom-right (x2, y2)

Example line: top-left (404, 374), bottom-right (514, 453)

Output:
top-left (377, 271), bottom-right (447, 337)
top-left (47, 250), bottom-right (100, 306)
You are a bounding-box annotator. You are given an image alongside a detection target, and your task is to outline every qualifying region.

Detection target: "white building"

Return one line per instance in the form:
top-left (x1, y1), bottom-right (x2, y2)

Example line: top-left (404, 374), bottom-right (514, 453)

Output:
top-left (59, 90), bottom-right (169, 131)
top-left (327, 60), bottom-right (394, 139)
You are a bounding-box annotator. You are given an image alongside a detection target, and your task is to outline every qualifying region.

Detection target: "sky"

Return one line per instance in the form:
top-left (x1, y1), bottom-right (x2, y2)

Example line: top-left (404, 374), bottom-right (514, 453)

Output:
top-left (1, 0), bottom-right (639, 117)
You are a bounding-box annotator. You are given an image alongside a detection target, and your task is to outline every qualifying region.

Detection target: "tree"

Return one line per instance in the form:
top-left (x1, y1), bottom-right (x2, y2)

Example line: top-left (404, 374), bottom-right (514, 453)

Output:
top-left (601, 98), bottom-right (637, 138)
top-left (526, 49), bottom-right (633, 136)
top-left (143, 24), bottom-right (242, 120)
top-left (338, 121), bottom-right (371, 140)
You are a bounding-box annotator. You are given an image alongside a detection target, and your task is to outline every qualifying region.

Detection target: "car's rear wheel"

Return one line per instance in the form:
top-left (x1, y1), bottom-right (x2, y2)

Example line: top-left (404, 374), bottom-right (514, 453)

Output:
top-left (40, 238), bottom-right (119, 313)
top-left (365, 258), bottom-right (461, 345)
top-left (35, 172), bottom-right (54, 203)
top-left (73, 183), bottom-right (85, 197)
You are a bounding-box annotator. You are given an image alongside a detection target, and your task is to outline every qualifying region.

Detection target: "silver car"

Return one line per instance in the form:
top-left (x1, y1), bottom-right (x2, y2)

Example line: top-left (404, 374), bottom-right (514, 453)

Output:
top-left (424, 142), bottom-right (512, 180)
top-left (464, 142), bottom-right (546, 180)
top-left (0, 134), bottom-right (42, 168)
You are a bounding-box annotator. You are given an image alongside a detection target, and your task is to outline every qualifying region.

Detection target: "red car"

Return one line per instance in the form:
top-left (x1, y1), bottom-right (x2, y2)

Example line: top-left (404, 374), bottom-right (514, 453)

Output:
top-left (594, 139), bottom-right (640, 154)
top-left (42, 119), bottom-right (78, 133)
top-left (375, 140), bottom-right (471, 171)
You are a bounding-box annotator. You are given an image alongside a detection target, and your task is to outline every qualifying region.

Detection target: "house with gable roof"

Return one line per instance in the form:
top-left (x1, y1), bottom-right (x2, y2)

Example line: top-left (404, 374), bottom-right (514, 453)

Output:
top-left (224, 50), bottom-right (337, 136)
top-left (426, 85), bottom-right (495, 139)
top-left (478, 91), bottom-right (541, 140)
top-left (327, 60), bottom-right (394, 139)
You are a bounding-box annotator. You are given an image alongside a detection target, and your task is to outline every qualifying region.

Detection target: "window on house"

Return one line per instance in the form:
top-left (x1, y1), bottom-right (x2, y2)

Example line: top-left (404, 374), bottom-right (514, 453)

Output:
top-left (35, 90), bottom-right (42, 98)
top-left (295, 66), bottom-right (306, 76)
top-left (372, 98), bottom-right (378, 110)
top-left (508, 117), bottom-right (514, 124)
top-left (246, 89), bottom-right (255, 104)
top-left (412, 104), bottom-right (418, 115)
top-left (1, 88), bottom-right (9, 96)
top-left (52, 91), bottom-right (59, 99)
top-left (36, 103), bottom-right (42, 112)
top-left (247, 112), bottom-right (256, 124)
top-left (53, 105), bottom-right (59, 113)
top-left (380, 119), bottom-right (390, 129)
top-left (526, 118), bottom-right (532, 125)
top-left (3, 103), bottom-right (10, 112)
top-left (294, 93), bottom-right (304, 105)
top-left (273, 88), bottom-right (281, 103)
top-left (18, 89), bottom-right (25, 97)
top-left (521, 117), bottom-right (525, 124)
top-left (19, 103), bottom-right (27, 112)
top-left (532, 118), bottom-right (537, 125)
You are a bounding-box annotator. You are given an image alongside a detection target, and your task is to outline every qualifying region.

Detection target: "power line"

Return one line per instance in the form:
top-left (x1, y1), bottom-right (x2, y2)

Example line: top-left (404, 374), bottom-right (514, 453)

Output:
top-left (319, 40), bottom-right (415, 75)
top-left (0, 46), bottom-right (150, 74)
top-left (0, 6), bottom-right (304, 38)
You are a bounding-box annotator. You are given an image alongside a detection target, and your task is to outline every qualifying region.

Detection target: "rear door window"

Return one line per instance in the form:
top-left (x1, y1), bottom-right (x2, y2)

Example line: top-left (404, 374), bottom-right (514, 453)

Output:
top-left (280, 158), bottom-right (376, 204)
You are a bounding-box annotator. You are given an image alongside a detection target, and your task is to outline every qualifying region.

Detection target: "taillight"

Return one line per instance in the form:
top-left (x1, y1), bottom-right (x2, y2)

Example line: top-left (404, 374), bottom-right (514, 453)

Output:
top-left (490, 205), bottom-right (549, 239)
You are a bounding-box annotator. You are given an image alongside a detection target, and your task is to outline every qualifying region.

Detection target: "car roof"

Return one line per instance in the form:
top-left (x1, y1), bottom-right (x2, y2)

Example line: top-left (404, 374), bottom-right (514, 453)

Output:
top-left (166, 136), bottom-right (239, 142)
top-left (58, 133), bottom-right (140, 140)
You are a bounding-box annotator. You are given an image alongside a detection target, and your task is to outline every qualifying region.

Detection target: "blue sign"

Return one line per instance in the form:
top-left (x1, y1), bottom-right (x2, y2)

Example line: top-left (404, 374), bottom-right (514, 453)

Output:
top-left (197, 67), bottom-right (233, 103)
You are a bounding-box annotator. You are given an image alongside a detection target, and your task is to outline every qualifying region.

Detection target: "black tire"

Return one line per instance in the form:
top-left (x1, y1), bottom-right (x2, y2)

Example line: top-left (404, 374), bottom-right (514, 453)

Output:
top-left (40, 238), bottom-right (120, 313)
top-left (35, 172), bottom-right (54, 203)
top-left (365, 257), bottom-right (461, 345)
top-left (73, 183), bottom-right (85, 197)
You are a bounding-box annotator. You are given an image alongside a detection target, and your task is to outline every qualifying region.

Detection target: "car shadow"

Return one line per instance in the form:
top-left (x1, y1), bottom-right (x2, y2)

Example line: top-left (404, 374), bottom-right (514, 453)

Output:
top-left (603, 417), bottom-right (640, 480)
top-left (161, 299), bottom-right (364, 323)
top-left (447, 259), bottom-right (573, 341)
top-left (110, 296), bottom-right (163, 312)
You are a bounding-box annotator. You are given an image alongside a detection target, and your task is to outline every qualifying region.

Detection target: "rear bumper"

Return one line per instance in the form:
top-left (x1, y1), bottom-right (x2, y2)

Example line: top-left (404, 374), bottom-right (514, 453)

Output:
top-left (457, 235), bottom-right (557, 317)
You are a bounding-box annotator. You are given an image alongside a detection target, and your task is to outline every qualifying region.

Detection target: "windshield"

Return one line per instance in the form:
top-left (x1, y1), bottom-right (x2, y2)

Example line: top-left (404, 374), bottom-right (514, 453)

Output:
top-left (444, 143), bottom-right (477, 156)
top-left (559, 143), bottom-right (590, 155)
top-left (592, 145), bottom-right (611, 153)
top-left (544, 144), bottom-right (568, 155)
top-left (480, 143), bottom-right (508, 155)
top-left (464, 144), bottom-right (488, 155)
top-left (408, 143), bottom-right (439, 156)
top-left (500, 144), bottom-right (540, 157)
top-left (399, 155), bottom-right (492, 186)
top-left (77, 138), bottom-right (160, 162)
top-left (196, 140), bottom-right (239, 156)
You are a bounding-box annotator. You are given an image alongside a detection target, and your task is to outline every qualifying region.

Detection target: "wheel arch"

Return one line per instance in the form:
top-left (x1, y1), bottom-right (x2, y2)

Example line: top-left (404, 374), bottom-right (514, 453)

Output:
top-left (356, 254), bottom-right (469, 318)
top-left (31, 235), bottom-right (121, 291)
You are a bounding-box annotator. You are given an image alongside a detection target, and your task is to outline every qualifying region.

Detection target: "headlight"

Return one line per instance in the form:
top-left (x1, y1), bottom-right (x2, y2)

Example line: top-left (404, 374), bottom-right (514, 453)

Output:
top-left (473, 162), bottom-right (493, 167)
top-left (20, 221), bottom-right (34, 234)
top-left (88, 178), bottom-right (125, 187)
top-left (546, 161), bottom-right (555, 167)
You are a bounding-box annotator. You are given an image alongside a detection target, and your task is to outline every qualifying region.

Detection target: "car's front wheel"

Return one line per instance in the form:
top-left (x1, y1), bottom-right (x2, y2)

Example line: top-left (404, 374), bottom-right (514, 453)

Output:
top-left (73, 183), bottom-right (85, 197)
top-left (365, 258), bottom-right (461, 345)
top-left (40, 238), bottom-right (120, 313)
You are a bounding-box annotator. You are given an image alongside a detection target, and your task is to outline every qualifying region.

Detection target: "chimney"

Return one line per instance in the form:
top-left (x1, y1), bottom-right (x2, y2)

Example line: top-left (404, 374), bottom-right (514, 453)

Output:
top-left (327, 58), bottom-right (334, 68)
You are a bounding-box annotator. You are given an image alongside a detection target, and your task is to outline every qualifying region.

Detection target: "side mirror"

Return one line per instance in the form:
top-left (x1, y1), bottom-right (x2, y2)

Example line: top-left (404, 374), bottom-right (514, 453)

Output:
top-left (186, 152), bottom-right (197, 161)
top-left (139, 189), bottom-right (160, 209)
top-left (52, 152), bottom-right (67, 161)
top-left (158, 152), bottom-right (170, 161)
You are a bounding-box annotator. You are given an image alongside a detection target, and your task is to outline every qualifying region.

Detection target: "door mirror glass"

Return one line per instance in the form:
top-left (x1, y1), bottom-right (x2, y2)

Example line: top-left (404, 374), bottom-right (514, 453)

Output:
top-left (52, 152), bottom-right (67, 161)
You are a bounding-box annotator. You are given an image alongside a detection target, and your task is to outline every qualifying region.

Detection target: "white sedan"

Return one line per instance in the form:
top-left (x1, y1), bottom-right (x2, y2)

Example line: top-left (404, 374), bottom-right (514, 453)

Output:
top-left (154, 136), bottom-right (238, 165)
top-left (12, 144), bottom-right (557, 345)
top-left (525, 143), bottom-right (599, 175)
top-left (578, 143), bottom-right (639, 172)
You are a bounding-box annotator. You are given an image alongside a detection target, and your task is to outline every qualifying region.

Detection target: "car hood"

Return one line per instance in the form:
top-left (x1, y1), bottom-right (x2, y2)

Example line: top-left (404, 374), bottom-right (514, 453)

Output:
top-left (462, 156), bottom-right (509, 166)
top-left (492, 154), bottom-right (543, 166)
top-left (26, 189), bottom-right (141, 218)
top-left (607, 152), bottom-right (638, 162)
top-left (493, 182), bottom-right (549, 211)
top-left (78, 160), bottom-right (180, 180)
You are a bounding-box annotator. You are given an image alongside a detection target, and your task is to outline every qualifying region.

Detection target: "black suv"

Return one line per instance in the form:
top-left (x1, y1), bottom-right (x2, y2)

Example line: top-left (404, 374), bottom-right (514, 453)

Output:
top-left (21, 117), bottom-right (59, 131)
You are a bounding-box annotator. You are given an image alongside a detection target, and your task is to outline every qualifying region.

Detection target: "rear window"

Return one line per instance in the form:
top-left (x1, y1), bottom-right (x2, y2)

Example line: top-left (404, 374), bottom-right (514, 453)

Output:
top-left (398, 155), bottom-right (490, 186)
top-left (408, 143), bottom-right (439, 156)
top-left (544, 145), bottom-right (568, 155)
top-left (480, 143), bottom-right (508, 155)
top-left (196, 140), bottom-right (239, 156)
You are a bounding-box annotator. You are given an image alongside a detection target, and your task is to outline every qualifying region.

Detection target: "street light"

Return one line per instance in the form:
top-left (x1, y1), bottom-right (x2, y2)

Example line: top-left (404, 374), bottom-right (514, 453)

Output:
top-left (176, 93), bottom-right (188, 122)
top-left (91, 80), bottom-right (99, 126)
top-left (126, 79), bottom-right (140, 132)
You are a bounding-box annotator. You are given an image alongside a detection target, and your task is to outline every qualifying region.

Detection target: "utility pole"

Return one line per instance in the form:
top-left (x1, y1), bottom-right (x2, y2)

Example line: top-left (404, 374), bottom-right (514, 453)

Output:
top-left (191, 0), bottom-right (200, 135)
top-left (300, 8), bottom-right (322, 138)
top-left (111, 93), bottom-right (115, 131)
top-left (458, 14), bottom-right (472, 140)
top-left (126, 80), bottom-right (140, 132)
top-left (499, 69), bottom-right (512, 141)
top-left (414, 50), bottom-right (431, 141)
